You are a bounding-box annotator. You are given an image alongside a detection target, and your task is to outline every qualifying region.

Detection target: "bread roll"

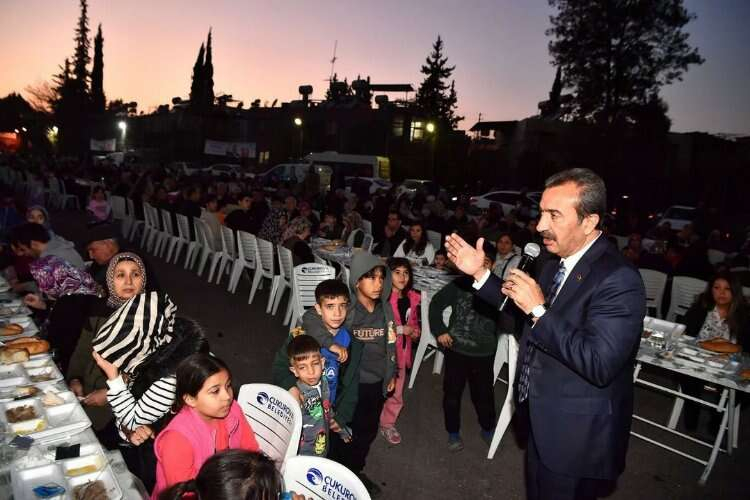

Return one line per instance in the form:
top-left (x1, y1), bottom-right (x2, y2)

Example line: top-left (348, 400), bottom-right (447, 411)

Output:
top-left (0, 347), bottom-right (30, 364)
top-left (699, 340), bottom-right (741, 354)
top-left (1, 323), bottom-right (23, 336)
top-left (5, 338), bottom-right (50, 355)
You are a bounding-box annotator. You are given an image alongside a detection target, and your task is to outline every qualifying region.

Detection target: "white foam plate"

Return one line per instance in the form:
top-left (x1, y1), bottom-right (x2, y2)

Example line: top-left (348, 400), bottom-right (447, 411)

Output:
top-left (11, 463), bottom-right (67, 500)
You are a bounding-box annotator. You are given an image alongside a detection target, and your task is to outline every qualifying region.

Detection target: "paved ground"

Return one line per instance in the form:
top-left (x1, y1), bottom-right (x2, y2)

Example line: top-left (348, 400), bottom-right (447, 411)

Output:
top-left (55, 211), bottom-right (747, 500)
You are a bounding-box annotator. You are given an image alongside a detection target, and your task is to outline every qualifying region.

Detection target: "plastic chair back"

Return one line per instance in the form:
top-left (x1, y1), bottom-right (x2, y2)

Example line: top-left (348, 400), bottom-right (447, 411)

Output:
top-left (221, 225), bottom-right (236, 258)
top-left (667, 276), bottom-right (708, 322)
top-left (639, 268), bottom-right (668, 318)
top-left (282, 455), bottom-right (371, 500)
top-left (292, 263), bottom-right (336, 315)
top-left (237, 230), bottom-right (258, 266)
top-left (237, 384), bottom-right (302, 464)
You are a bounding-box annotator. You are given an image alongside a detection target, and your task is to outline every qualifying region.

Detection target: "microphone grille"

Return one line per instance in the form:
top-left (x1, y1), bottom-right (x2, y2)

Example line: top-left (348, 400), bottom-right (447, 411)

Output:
top-left (523, 242), bottom-right (541, 258)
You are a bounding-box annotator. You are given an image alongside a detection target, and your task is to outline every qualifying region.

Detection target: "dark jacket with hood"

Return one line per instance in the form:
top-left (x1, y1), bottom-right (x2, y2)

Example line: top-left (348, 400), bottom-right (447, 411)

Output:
top-left (272, 252), bottom-right (397, 425)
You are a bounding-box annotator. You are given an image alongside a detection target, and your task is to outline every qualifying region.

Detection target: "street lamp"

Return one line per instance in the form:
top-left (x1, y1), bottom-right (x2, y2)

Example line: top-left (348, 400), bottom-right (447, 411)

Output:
top-left (426, 121), bottom-right (437, 179)
top-left (293, 117), bottom-right (303, 157)
top-left (118, 121), bottom-right (127, 151)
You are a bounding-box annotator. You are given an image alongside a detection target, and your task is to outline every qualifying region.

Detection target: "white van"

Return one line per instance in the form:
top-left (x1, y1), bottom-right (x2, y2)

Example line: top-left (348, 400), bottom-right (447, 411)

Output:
top-left (258, 152), bottom-right (390, 189)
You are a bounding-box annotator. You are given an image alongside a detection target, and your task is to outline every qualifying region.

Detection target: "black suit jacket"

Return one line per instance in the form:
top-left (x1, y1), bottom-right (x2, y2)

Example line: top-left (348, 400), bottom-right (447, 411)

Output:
top-left (476, 235), bottom-right (645, 480)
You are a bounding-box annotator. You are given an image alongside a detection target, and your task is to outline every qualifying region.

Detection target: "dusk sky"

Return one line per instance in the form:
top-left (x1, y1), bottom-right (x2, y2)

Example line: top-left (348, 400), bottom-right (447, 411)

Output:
top-left (1, 0), bottom-right (748, 134)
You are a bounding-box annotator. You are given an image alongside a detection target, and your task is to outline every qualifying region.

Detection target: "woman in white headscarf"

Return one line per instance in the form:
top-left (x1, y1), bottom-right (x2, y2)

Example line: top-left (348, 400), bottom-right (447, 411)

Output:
top-left (92, 289), bottom-right (208, 491)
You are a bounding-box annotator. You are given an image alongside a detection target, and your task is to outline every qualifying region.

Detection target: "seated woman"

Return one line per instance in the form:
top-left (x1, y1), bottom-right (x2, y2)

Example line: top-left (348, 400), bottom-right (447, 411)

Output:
top-left (282, 216), bottom-right (315, 267)
top-left (67, 252), bottom-right (147, 449)
top-left (87, 186), bottom-right (112, 223)
top-left (92, 291), bottom-right (209, 491)
top-left (22, 254), bottom-right (103, 373)
top-left (492, 232), bottom-right (521, 280)
top-left (680, 271), bottom-right (749, 431)
top-left (342, 211), bottom-right (365, 248)
top-left (394, 220), bottom-right (435, 265)
top-left (26, 205), bottom-right (56, 238)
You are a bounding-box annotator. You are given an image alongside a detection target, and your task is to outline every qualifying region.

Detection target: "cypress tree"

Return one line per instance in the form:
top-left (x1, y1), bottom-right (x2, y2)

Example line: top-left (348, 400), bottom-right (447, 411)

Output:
top-left (189, 43), bottom-right (205, 109)
top-left (204, 29), bottom-right (215, 108)
top-left (91, 24), bottom-right (105, 113)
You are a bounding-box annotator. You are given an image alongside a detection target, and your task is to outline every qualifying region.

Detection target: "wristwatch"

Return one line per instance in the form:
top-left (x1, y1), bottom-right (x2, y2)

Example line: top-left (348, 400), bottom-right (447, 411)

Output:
top-left (529, 304), bottom-right (546, 320)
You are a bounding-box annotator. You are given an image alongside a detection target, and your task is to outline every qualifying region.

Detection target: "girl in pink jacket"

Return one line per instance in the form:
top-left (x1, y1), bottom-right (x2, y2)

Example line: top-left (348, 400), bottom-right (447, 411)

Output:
top-left (152, 354), bottom-right (259, 499)
top-left (379, 257), bottom-right (421, 445)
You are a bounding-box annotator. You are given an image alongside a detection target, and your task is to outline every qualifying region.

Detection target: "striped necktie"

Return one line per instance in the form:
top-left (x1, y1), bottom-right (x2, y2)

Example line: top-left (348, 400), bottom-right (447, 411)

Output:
top-left (517, 262), bottom-right (566, 403)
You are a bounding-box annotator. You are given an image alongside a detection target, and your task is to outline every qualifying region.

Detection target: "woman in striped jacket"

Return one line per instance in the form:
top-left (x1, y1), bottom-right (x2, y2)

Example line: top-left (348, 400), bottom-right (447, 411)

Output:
top-left (92, 289), bottom-right (208, 491)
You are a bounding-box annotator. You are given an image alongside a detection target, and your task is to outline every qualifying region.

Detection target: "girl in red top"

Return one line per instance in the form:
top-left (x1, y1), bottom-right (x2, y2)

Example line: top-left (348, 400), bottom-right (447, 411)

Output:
top-left (152, 354), bottom-right (260, 498)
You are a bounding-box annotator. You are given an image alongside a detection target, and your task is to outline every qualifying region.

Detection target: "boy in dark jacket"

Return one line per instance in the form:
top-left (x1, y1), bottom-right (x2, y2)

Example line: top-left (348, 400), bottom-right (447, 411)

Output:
top-left (272, 252), bottom-right (396, 497)
top-left (431, 241), bottom-right (500, 452)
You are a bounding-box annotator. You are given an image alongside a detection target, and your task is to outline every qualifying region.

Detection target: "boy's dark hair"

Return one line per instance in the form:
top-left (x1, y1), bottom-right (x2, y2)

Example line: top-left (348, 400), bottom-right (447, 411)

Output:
top-left (10, 223), bottom-right (50, 247)
top-left (173, 353), bottom-right (230, 412)
top-left (315, 279), bottom-right (350, 304)
top-left (158, 450), bottom-right (282, 500)
top-left (360, 265), bottom-right (386, 280)
top-left (238, 192), bottom-right (252, 201)
top-left (287, 334), bottom-right (321, 365)
top-left (435, 247), bottom-right (447, 257)
top-left (482, 240), bottom-right (497, 264)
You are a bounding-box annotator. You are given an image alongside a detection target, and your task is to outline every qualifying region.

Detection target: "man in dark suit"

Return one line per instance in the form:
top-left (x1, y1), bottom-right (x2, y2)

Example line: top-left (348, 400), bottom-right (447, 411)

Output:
top-left (446, 168), bottom-right (645, 500)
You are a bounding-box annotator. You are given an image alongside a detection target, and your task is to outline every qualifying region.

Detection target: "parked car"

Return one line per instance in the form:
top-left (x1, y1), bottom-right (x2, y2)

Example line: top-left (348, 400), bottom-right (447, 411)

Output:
top-left (345, 176), bottom-right (392, 195)
top-left (469, 190), bottom-right (540, 218)
top-left (395, 179), bottom-right (439, 199)
top-left (208, 163), bottom-right (252, 179)
top-left (169, 161), bottom-right (206, 176)
top-left (654, 205), bottom-right (696, 231)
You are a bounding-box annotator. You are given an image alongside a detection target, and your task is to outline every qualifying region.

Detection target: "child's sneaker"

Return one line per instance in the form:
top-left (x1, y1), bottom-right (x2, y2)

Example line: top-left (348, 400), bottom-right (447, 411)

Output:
top-left (379, 426), bottom-right (402, 445)
top-left (447, 434), bottom-right (464, 452)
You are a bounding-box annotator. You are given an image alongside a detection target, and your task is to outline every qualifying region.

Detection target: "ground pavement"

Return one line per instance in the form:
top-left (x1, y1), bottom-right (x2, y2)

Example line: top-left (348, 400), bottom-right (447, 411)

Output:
top-left (55, 211), bottom-right (746, 500)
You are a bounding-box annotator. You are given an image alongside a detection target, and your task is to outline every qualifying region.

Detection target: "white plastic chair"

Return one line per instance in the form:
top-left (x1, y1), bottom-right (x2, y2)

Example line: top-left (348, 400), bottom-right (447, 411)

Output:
top-left (110, 195), bottom-right (127, 220)
top-left (362, 233), bottom-right (374, 252)
top-left (361, 219), bottom-right (372, 235)
top-left (168, 213), bottom-right (191, 265)
top-left (158, 209), bottom-right (179, 259)
top-left (179, 214), bottom-right (201, 269)
top-left (248, 237), bottom-right (276, 306)
top-left (346, 228), bottom-right (365, 248)
top-left (408, 290), bottom-right (445, 389)
top-left (228, 230), bottom-right (257, 294)
top-left (707, 249), bottom-right (726, 266)
top-left (666, 276), bottom-right (707, 322)
top-left (488, 333), bottom-right (519, 459)
top-left (287, 263), bottom-right (336, 329)
top-left (237, 384), bottom-right (302, 465)
top-left (214, 225), bottom-right (236, 285)
top-left (282, 456), bottom-right (371, 500)
top-left (612, 234), bottom-right (628, 250)
top-left (427, 229), bottom-right (442, 251)
top-left (270, 246), bottom-right (294, 316)
top-left (639, 268), bottom-right (668, 318)
top-left (195, 218), bottom-right (221, 280)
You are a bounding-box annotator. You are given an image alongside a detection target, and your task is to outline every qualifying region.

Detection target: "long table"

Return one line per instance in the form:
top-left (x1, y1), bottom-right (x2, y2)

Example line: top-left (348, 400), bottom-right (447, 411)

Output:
top-left (632, 318), bottom-right (748, 484)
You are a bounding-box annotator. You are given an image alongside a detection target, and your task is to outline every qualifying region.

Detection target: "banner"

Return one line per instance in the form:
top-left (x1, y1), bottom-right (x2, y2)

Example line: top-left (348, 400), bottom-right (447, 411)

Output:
top-left (204, 139), bottom-right (256, 158)
top-left (90, 138), bottom-right (117, 152)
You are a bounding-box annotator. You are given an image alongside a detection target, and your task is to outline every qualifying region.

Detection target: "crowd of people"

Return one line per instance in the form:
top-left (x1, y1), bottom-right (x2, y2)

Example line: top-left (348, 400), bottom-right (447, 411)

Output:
top-left (0, 152), bottom-right (748, 499)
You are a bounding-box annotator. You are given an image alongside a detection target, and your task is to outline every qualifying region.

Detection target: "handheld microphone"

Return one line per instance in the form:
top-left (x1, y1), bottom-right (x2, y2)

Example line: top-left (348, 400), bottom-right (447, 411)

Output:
top-left (498, 242), bottom-right (541, 312)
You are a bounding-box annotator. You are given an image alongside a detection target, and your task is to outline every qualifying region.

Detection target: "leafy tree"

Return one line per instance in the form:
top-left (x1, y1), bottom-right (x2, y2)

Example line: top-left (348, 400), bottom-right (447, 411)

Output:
top-left (204, 29), bottom-right (215, 108)
top-left (547, 0), bottom-right (703, 127)
top-left (91, 24), bottom-right (105, 113)
top-left (72, 0), bottom-right (91, 93)
top-left (415, 35), bottom-right (463, 129)
top-left (189, 43), bottom-right (205, 109)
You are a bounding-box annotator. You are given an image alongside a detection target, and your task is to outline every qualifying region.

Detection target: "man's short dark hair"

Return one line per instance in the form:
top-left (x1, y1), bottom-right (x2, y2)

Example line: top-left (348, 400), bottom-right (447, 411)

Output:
top-left (545, 168), bottom-right (606, 226)
top-left (387, 210), bottom-right (400, 220)
top-left (287, 334), bottom-right (321, 364)
top-left (315, 279), bottom-right (350, 304)
top-left (10, 223), bottom-right (50, 247)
